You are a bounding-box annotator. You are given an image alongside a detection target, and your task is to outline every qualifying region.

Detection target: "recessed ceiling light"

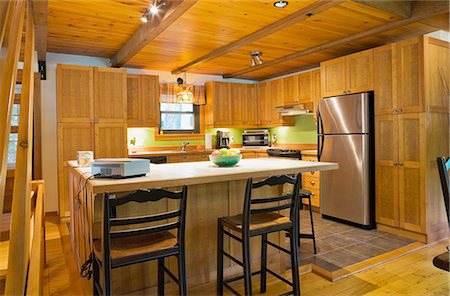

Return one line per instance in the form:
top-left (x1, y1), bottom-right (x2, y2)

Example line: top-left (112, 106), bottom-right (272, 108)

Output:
top-left (274, 1), bottom-right (288, 8)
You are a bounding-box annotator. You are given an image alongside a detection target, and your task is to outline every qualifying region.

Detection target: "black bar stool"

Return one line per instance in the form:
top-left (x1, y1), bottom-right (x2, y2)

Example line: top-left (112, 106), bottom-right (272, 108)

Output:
top-left (299, 189), bottom-right (317, 254)
top-left (217, 174), bottom-right (302, 296)
top-left (93, 186), bottom-right (188, 295)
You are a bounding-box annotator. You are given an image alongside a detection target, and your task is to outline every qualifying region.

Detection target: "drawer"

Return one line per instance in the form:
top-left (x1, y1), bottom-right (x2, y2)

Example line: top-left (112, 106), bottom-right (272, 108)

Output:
top-left (302, 155), bottom-right (320, 177)
top-left (256, 152), bottom-right (268, 158)
top-left (302, 186), bottom-right (320, 208)
top-left (167, 155), bottom-right (186, 163)
top-left (186, 154), bottom-right (210, 162)
top-left (302, 175), bottom-right (320, 190)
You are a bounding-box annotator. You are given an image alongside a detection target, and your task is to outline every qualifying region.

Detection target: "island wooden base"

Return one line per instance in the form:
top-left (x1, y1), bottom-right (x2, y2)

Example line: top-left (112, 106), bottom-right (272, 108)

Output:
top-left (70, 176), bottom-right (287, 294)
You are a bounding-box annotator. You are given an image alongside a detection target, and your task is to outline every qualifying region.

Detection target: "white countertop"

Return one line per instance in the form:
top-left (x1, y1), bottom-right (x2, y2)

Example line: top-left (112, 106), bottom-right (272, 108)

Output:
top-left (68, 158), bottom-right (338, 193)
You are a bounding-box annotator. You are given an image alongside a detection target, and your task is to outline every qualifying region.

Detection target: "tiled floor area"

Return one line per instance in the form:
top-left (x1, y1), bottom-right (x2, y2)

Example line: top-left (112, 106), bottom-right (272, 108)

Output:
top-left (296, 210), bottom-right (416, 272)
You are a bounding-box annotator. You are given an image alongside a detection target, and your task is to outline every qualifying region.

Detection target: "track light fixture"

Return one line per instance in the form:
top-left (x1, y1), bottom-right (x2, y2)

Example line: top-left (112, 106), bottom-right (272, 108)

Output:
top-left (250, 51), bottom-right (263, 66)
top-left (141, 0), bottom-right (166, 23)
top-left (274, 1), bottom-right (289, 8)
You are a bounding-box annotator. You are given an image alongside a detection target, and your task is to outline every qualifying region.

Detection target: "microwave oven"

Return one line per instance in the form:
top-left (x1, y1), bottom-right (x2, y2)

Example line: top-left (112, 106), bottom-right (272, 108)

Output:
top-left (242, 130), bottom-right (269, 149)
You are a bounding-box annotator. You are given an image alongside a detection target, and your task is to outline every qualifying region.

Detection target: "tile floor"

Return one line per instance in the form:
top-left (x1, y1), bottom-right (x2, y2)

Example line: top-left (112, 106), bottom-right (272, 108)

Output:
top-left (295, 210), bottom-right (416, 272)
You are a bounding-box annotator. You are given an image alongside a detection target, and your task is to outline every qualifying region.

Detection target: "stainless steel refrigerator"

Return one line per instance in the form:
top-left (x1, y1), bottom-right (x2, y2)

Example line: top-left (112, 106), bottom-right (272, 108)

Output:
top-left (317, 92), bottom-right (375, 229)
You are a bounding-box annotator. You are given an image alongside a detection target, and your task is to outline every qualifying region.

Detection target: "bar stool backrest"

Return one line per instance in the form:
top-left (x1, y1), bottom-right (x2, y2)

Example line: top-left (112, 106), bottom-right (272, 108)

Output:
top-left (437, 157), bottom-right (450, 227)
top-left (101, 186), bottom-right (188, 267)
top-left (242, 174), bottom-right (302, 233)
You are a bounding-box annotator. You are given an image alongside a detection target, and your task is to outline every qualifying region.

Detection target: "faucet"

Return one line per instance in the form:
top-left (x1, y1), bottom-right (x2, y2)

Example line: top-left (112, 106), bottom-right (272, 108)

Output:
top-left (181, 141), bottom-right (190, 151)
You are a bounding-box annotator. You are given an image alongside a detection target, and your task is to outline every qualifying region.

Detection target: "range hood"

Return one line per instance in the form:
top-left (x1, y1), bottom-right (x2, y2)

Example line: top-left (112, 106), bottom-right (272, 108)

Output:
top-left (275, 103), bottom-right (313, 116)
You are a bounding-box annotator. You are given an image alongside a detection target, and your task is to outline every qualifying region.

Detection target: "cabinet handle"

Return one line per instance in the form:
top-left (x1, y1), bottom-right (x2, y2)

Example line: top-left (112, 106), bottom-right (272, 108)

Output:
top-left (398, 108), bottom-right (403, 113)
top-left (393, 108), bottom-right (398, 113)
top-left (309, 159), bottom-right (315, 162)
top-left (309, 181), bottom-right (316, 185)
top-left (398, 162), bottom-right (404, 166)
top-left (310, 192), bottom-right (315, 196)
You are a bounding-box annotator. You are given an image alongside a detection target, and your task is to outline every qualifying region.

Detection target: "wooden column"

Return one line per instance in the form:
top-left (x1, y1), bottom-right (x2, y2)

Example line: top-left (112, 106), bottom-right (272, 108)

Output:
top-left (4, 1), bottom-right (34, 294)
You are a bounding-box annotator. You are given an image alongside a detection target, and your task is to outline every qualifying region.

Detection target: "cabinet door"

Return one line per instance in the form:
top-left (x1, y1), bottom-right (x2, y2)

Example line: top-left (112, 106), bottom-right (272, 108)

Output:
top-left (297, 72), bottom-right (312, 103)
top-left (311, 69), bottom-right (321, 120)
top-left (213, 82), bottom-right (232, 126)
top-left (396, 37), bottom-right (424, 113)
top-left (141, 75), bottom-right (160, 126)
top-left (346, 49), bottom-right (374, 93)
top-left (321, 56), bottom-right (346, 97)
top-left (398, 113), bottom-right (426, 233)
top-left (127, 74), bottom-right (141, 126)
top-left (375, 115), bottom-right (399, 227)
top-left (374, 44), bottom-right (397, 115)
top-left (56, 64), bottom-right (94, 123)
top-left (245, 84), bottom-right (258, 125)
top-left (94, 123), bottom-right (128, 158)
top-left (270, 79), bottom-right (284, 125)
top-left (94, 67), bottom-right (127, 123)
top-left (231, 83), bottom-right (246, 125)
top-left (282, 75), bottom-right (298, 105)
top-left (57, 123), bottom-right (94, 217)
top-left (258, 82), bottom-right (271, 126)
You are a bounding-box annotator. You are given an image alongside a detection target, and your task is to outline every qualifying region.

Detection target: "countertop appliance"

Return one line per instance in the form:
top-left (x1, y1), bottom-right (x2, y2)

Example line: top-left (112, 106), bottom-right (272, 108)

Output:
top-left (318, 92), bottom-right (375, 229)
top-left (267, 148), bottom-right (301, 159)
top-left (92, 158), bottom-right (150, 178)
top-left (216, 131), bottom-right (230, 149)
top-left (242, 130), bottom-right (269, 149)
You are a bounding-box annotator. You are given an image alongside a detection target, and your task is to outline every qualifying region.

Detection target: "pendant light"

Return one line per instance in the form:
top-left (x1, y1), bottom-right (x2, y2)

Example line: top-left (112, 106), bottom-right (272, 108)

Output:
top-left (176, 73), bottom-right (194, 103)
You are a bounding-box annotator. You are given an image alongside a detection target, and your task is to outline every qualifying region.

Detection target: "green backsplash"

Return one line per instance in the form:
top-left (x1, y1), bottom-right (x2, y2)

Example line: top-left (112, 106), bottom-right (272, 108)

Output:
top-left (127, 116), bottom-right (317, 148)
top-left (268, 116), bottom-right (318, 144)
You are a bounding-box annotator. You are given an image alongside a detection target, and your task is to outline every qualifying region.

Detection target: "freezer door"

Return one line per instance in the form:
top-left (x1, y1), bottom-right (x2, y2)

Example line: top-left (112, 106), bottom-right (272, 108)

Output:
top-left (318, 93), bottom-right (370, 134)
top-left (319, 134), bottom-right (371, 225)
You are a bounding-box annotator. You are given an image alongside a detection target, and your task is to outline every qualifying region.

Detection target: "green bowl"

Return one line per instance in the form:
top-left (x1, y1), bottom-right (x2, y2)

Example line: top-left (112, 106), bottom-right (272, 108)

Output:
top-left (209, 154), bottom-right (242, 167)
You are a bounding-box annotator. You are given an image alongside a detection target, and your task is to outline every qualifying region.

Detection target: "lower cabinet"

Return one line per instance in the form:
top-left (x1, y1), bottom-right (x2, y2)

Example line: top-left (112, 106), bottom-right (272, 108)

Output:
top-left (94, 123), bottom-right (128, 158)
top-left (301, 154), bottom-right (320, 208)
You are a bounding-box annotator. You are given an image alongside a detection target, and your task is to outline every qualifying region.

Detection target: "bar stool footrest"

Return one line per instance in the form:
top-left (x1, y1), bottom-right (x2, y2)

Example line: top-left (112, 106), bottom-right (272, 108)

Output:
top-left (299, 233), bottom-right (315, 239)
top-left (222, 251), bottom-right (244, 267)
top-left (266, 268), bottom-right (293, 287)
top-left (266, 240), bottom-right (291, 255)
top-left (161, 264), bottom-right (179, 284)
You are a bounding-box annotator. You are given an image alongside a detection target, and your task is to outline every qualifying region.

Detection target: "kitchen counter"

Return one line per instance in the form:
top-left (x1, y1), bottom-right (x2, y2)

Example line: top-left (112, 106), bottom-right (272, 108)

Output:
top-left (301, 149), bottom-right (318, 156)
top-left (128, 148), bottom-right (269, 157)
top-left (67, 158), bottom-right (337, 294)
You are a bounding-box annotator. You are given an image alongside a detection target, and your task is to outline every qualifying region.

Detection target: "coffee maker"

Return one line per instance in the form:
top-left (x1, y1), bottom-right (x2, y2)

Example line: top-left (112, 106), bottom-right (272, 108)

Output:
top-left (216, 131), bottom-right (230, 148)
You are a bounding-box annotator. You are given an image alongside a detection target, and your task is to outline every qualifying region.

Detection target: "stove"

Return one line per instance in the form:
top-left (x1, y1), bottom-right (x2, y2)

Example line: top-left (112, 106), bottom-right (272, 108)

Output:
top-left (266, 148), bottom-right (302, 159)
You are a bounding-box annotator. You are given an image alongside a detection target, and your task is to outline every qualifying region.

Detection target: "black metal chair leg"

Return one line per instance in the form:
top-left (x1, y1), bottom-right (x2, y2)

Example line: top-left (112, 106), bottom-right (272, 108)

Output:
top-left (158, 258), bottom-right (165, 296)
top-left (242, 234), bottom-right (253, 296)
top-left (290, 229), bottom-right (301, 296)
top-left (260, 234), bottom-right (268, 293)
top-left (93, 259), bottom-right (100, 296)
top-left (178, 252), bottom-right (187, 295)
top-left (308, 197), bottom-right (317, 255)
top-left (217, 220), bottom-right (224, 296)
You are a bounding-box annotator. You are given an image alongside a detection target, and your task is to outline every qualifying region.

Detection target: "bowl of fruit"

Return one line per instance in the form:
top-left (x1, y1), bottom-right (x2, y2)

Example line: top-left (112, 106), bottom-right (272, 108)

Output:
top-left (209, 148), bottom-right (242, 167)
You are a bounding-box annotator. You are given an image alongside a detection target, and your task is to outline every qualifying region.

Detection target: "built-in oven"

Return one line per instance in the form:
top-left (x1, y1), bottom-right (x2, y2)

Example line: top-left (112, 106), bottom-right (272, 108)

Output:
top-left (242, 130), bottom-right (269, 149)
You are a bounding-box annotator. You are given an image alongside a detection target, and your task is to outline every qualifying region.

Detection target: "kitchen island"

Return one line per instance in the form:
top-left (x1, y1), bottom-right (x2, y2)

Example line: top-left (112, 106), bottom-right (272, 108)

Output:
top-left (67, 158), bottom-right (338, 294)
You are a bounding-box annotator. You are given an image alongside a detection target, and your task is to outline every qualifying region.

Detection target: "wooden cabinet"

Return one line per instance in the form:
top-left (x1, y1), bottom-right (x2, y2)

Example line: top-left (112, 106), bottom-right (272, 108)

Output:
top-left (282, 75), bottom-right (298, 105)
top-left (258, 78), bottom-right (294, 127)
top-left (311, 69), bottom-right (321, 120)
top-left (231, 83), bottom-right (258, 126)
top-left (57, 123), bottom-right (94, 217)
top-left (321, 49), bottom-right (373, 97)
top-left (374, 44), bottom-right (396, 115)
top-left (127, 74), bottom-right (160, 127)
top-left (301, 154), bottom-right (320, 208)
top-left (205, 81), bottom-right (232, 127)
top-left (94, 123), bottom-right (128, 158)
top-left (94, 67), bottom-right (127, 123)
top-left (375, 113), bottom-right (429, 236)
top-left (57, 65), bottom-right (128, 218)
top-left (56, 64), bottom-right (94, 123)
top-left (297, 72), bottom-right (312, 103)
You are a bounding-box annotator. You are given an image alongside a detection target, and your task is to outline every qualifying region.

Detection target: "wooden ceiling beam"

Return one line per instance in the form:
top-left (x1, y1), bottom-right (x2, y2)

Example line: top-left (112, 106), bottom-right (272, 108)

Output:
top-left (111, 0), bottom-right (198, 67)
top-left (352, 0), bottom-right (412, 18)
top-left (224, 0), bottom-right (449, 79)
top-left (31, 0), bottom-right (47, 61)
top-left (171, 0), bottom-right (344, 74)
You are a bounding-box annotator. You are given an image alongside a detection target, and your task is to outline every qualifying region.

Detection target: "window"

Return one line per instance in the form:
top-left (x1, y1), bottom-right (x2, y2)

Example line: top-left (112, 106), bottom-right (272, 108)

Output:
top-left (7, 104), bottom-right (20, 166)
top-left (160, 103), bottom-right (200, 134)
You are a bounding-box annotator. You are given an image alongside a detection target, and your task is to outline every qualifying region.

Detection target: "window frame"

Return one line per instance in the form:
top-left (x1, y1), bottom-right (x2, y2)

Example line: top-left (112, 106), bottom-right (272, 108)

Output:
top-left (159, 103), bottom-right (201, 134)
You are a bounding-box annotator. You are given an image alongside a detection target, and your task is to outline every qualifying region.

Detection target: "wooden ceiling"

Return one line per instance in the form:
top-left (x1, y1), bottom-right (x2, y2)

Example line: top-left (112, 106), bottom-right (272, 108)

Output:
top-left (46, 0), bottom-right (449, 80)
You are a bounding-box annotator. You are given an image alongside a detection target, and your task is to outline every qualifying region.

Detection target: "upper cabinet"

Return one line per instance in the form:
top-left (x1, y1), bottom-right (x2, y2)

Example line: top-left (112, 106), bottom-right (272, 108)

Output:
top-left (282, 72), bottom-right (312, 105)
top-left (94, 67), bottom-right (127, 123)
top-left (321, 49), bottom-right (374, 97)
top-left (374, 36), bottom-right (448, 115)
top-left (205, 81), bottom-right (232, 127)
top-left (127, 74), bottom-right (160, 127)
top-left (310, 69), bottom-right (321, 120)
top-left (231, 83), bottom-right (258, 127)
top-left (56, 64), bottom-right (94, 123)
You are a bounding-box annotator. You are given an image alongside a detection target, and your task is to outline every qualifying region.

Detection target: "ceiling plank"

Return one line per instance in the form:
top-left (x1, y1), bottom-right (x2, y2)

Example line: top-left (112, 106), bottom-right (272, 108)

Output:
top-left (170, 0), bottom-right (344, 74)
top-left (224, 0), bottom-right (449, 79)
top-left (352, 0), bottom-right (412, 18)
top-left (111, 0), bottom-right (198, 67)
top-left (32, 0), bottom-right (47, 61)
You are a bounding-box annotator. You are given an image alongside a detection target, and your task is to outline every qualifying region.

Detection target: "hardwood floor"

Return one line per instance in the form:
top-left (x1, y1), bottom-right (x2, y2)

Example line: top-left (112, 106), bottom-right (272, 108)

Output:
top-left (44, 217), bottom-right (449, 296)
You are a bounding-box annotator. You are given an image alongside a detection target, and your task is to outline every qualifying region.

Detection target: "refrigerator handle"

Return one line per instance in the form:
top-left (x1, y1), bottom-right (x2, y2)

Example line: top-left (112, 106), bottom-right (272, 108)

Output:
top-left (317, 108), bottom-right (323, 135)
top-left (318, 135), bottom-right (324, 161)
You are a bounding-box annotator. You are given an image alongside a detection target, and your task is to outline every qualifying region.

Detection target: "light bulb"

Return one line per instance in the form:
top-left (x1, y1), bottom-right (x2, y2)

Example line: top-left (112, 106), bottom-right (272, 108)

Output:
top-left (140, 15), bottom-right (148, 23)
top-left (150, 4), bottom-right (159, 15)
